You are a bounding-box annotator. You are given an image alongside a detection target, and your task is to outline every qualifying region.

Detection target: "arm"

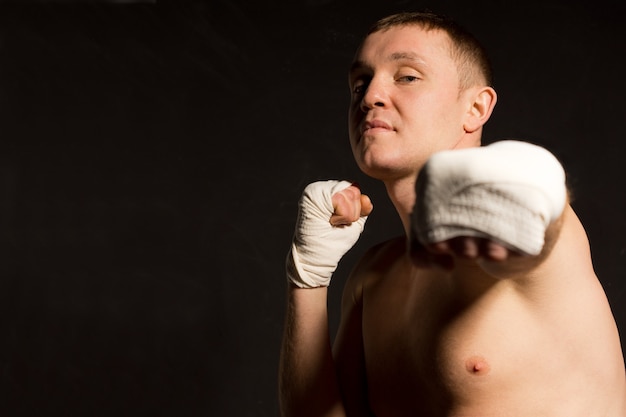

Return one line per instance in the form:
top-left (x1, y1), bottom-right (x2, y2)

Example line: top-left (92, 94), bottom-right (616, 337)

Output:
top-left (278, 181), bottom-right (372, 417)
top-left (333, 254), bottom-right (376, 417)
top-left (410, 140), bottom-right (568, 274)
top-left (279, 285), bottom-right (344, 417)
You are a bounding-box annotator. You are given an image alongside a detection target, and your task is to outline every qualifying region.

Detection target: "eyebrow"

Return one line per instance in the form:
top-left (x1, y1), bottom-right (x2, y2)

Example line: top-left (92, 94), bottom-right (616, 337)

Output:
top-left (349, 51), bottom-right (427, 74)
top-left (388, 52), bottom-right (427, 64)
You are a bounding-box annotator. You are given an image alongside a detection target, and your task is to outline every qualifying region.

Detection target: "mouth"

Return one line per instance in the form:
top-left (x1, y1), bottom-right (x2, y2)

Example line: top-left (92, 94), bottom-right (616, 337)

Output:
top-left (362, 119), bottom-right (393, 135)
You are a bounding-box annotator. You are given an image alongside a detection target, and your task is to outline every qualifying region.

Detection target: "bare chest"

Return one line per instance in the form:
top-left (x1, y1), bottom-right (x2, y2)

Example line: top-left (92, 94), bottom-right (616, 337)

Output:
top-left (361, 268), bottom-right (542, 416)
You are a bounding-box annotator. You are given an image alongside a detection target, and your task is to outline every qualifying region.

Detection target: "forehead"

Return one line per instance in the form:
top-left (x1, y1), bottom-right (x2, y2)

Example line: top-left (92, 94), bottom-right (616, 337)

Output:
top-left (353, 25), bottom-right (454, 69)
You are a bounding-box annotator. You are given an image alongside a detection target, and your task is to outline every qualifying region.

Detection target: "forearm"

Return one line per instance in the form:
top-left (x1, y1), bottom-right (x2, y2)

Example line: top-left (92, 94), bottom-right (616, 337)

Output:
top-left (278, 284), bottom-right (345, 417)
top-left (279, 180), bottom-right (370, 417)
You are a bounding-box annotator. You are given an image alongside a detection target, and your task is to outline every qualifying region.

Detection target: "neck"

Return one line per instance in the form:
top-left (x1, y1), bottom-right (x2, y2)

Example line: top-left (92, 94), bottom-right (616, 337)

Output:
top-left (383, 176), bottom-right (417, 236)
top-left (381, 135), bottom-right (483, 236)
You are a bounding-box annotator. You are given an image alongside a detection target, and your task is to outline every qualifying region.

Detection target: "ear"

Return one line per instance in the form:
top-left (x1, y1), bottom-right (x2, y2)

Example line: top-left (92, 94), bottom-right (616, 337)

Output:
top-left (464, 86), bottom-right (497, 133)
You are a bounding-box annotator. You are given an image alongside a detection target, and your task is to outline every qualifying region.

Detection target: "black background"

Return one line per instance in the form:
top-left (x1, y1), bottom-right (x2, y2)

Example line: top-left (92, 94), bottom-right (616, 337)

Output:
top-left (0, 1), bottom-right (624, 416)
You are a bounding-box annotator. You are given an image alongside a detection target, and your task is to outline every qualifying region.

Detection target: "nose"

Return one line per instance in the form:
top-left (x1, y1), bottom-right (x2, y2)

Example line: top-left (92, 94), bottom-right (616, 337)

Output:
top-left (359, 78), bottom-right (387, 112)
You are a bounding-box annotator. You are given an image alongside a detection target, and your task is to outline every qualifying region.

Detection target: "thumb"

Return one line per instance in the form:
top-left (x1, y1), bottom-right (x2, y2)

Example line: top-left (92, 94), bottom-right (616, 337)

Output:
top-left (360, 194), bottom-right (373, 217)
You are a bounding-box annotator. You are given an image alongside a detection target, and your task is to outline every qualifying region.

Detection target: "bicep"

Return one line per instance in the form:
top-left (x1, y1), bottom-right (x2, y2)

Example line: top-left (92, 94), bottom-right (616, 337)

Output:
top-left (332, 271), bottom-right (375, 417)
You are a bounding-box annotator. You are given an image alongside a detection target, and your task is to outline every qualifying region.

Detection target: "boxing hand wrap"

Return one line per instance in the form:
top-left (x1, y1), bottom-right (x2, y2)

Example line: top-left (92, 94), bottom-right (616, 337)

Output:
top-left (286, 180), bottom-right (368, 288)
top-left (413, 140), bottom-right (566, 256)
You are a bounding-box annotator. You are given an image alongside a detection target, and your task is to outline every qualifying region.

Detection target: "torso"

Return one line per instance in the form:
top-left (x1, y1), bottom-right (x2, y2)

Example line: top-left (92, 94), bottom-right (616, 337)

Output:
top-left (351, 208), bottom-right (626, 416)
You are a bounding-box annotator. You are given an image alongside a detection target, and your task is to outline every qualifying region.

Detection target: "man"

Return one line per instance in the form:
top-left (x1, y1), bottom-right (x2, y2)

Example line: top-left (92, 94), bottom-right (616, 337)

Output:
top-left (279, 11), bottom-right (626, 416)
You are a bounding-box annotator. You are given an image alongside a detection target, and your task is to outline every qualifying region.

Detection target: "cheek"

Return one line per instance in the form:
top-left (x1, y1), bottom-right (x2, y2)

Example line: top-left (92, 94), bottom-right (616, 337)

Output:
top-left (412, 95), bottom-right (464, 137)
top-left (348, 106), bottom-right (362, 137)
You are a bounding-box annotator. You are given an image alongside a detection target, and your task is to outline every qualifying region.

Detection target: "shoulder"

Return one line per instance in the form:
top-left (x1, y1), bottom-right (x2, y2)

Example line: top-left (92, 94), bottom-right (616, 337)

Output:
top-left (542, 204), bottom-right (595, 278)
top-left (491, 203), bottom-right (597, 290)
top-left (342, 236), bottom-right (407, 305)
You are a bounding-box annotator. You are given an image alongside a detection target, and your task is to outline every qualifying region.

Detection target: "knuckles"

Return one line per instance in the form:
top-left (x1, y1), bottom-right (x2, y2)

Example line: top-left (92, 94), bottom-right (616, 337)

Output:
top-left (331, 186), bottom-right (372, 225)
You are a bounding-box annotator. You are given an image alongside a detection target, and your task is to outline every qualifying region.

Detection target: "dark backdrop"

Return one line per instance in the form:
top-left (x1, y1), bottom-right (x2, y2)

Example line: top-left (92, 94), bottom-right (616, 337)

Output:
top-left (0, 1), bottom-right (624, 416)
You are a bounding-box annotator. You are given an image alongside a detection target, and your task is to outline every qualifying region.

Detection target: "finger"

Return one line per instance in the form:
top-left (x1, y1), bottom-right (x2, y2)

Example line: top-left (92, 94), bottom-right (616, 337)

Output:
top-left (481, 240), bottom-right (522, 261)
top-left (360, 194), bottom-right (373, 216)
top-left (426, 241), bottom-right (450, 254)
top-left (430, 237), bottom-right (484, 259)
top-left (451, 237), bottom-right (479, 258)
top-left (338, 184), bottom-right (373, 217)
top-left (331, 187), bottom-right (361, 226)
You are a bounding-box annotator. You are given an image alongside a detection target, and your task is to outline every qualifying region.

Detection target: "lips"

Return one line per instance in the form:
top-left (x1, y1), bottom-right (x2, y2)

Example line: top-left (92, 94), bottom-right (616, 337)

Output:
top-left (362, 119), bottom-right (392, 133)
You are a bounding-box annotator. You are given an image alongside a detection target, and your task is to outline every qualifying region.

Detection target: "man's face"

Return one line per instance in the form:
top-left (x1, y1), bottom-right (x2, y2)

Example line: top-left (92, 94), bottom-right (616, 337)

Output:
top-left (348, 25), bottom-right (471, 181)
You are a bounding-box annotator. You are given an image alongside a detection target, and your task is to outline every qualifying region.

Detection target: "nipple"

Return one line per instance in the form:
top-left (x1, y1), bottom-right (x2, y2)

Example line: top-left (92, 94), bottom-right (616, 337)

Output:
top-left (465, 355), bottom-right (490, 375)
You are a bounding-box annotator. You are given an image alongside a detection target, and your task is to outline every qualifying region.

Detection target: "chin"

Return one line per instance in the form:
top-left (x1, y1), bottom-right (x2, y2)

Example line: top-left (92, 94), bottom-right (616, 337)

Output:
top-left (356, 161), bottom-right (395, 181)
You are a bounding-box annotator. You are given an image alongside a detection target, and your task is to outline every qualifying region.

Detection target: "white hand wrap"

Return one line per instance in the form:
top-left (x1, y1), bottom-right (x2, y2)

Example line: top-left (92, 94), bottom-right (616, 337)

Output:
top-left (286, 180), bottom-right (368, 288)
top-left (413, 140), bottom-right (566, 256)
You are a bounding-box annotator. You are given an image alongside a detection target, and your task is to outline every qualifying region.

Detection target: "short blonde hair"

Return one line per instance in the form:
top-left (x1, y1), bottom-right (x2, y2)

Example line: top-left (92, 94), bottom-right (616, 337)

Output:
top-left (364, 11), bottom-right (494, 91)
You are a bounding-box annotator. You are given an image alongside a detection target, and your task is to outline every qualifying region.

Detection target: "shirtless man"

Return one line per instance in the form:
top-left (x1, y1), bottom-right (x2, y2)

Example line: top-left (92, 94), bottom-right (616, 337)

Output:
top-left (279, 11), bottom-right (626, 416)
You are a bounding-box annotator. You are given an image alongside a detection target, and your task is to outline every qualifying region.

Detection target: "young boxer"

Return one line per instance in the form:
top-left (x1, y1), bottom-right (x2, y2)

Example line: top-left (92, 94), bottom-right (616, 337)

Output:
top-left (279, 11), bottom-right (626, 417)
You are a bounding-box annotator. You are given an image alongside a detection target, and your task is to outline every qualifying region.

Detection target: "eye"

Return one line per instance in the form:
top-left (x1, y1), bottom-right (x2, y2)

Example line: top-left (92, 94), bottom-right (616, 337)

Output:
top-left (351, 78), bottom-right (370, 96)
top-left (397, 75), bottom-right (420, 83)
